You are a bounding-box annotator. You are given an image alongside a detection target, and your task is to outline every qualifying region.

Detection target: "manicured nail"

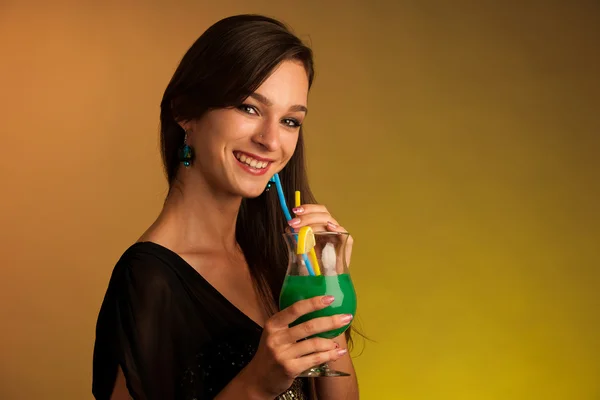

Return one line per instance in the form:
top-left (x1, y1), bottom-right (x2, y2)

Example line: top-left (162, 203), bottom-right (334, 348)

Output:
top-left (340, 314), bottom-right (354, 324)
top-left (327, 221), bottom-right (338, 228)
top-left (322, 295), bottom-right (335, 305)
top-left (337, 348), bottom-right (348, 356)
top-left (292, 207), bottom-right (304, 214)
top-left (288, 218), bottom-right (301, 226)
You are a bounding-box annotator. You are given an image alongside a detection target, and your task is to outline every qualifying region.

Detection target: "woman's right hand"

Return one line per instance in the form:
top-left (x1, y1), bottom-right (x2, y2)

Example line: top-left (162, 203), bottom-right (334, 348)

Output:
top-left (244, 295), bottom-right (352, 398)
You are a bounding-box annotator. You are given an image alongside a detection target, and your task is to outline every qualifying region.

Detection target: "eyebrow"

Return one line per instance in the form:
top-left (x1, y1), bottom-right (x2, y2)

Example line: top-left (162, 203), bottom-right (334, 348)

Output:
top-left (249, 92), bottom-right (308, 114)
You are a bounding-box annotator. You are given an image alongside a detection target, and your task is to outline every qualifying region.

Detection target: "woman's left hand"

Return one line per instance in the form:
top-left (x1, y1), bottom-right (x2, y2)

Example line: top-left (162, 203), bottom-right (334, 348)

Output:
top-left (288, 204), bottom-right (354, 267)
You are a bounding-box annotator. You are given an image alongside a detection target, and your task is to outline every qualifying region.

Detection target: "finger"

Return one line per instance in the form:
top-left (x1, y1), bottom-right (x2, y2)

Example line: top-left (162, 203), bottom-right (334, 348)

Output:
top-left (319, 228), bottom-right (353, 272)
top-left (326, 222), bottom-right (348, 233)
top-left (290, 348), bottom-right (349, 373)
top-left (288, 213), bottom-right (339, 230)
top-left (270, 295), bottom-right (336, 329)
top-left (345, 234), bottom-right (354, 266)
top-left (287, 314), bottom-right (353, 342)
top-left (284, 337), bottom-right (338, 359)
top-left (292, 204), bottom-right (328, 215)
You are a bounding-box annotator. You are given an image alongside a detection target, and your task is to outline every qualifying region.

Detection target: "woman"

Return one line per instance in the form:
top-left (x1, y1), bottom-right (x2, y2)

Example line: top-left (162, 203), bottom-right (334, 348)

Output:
top-left (92, 14), bottom-right (358, 400)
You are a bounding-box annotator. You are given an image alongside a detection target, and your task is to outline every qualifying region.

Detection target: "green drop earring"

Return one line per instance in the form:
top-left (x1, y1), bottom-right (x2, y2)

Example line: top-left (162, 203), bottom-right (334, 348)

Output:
top-left (178, 130), bottom-right (194, 167)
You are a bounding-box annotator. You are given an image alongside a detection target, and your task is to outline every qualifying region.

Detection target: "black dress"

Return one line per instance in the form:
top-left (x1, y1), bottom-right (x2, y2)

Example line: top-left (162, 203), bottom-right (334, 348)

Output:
top-left (92, 242), bottom-right (309, 400)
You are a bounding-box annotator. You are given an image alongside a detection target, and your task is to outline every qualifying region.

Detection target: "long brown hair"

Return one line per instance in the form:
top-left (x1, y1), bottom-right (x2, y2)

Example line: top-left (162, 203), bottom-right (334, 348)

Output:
top-left (159, 14), bottom-right (353, 347)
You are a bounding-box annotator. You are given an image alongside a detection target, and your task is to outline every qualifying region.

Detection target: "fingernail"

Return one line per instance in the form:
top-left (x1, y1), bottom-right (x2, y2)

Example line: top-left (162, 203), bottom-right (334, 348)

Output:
top-left (288, 218), bottom-right (301, 227)
top-left (322, 295), bottom-right (335, 305)
top-left (340, 314), bottom-right (354, 324)
top-left (292, 207), bottom-right (304, 214)
top-left (327, 221), bottom-right (338, 228)
top-left (337, 348), bottom-right (348, 356)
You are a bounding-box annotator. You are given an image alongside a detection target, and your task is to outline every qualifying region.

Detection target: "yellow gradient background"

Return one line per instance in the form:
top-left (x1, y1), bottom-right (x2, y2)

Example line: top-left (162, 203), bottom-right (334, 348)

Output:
top-left (1, 1), bottom-right (598, 399)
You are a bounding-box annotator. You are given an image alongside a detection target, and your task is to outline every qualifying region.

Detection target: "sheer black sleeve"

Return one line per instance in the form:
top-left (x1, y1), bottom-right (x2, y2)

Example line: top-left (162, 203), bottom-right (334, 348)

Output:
top-left (92, 249), bottom-right (192, 400)
top-left (92, 242), bottom-right (290, 399)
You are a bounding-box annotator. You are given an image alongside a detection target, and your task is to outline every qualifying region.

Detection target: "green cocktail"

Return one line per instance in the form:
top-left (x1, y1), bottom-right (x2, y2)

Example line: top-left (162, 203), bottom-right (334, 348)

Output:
top-left (280, 231), bottom-right (357, 377)
top-left (279, 273), bottom-right (356, 339)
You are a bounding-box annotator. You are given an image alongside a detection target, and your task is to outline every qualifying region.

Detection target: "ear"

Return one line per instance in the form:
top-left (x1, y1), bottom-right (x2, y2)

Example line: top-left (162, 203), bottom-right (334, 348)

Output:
top-left (177, 119), bottom-right (191, 132)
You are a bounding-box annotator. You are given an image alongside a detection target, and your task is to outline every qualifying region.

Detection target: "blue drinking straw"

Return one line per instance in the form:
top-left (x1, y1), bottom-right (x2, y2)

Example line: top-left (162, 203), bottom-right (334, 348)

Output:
top-left (270, 174), bottom-right (316, 276)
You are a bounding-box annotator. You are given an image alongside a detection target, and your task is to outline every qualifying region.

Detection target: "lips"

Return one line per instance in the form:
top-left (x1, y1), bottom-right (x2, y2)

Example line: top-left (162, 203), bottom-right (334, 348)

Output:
top-left (233, 151), bottom-right (272, 170)
top-left (233, 151), bottom-right (273, 176)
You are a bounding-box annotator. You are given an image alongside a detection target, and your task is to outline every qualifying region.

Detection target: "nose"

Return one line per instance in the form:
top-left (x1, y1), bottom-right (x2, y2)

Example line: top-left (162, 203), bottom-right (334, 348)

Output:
top-left (253, 119), bottom-right (281, 152)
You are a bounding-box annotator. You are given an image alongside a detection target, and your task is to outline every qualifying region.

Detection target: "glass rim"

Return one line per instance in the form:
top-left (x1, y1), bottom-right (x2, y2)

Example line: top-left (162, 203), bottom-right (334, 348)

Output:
top-left (282, 230), bottom-right (349, 237)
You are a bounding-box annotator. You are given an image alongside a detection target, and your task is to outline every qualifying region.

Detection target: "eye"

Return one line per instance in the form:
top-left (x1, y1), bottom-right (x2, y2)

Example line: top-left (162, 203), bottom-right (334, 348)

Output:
top-left (282, 118), bottom-right (302, 128)
top-left (238, 104), bottom-right (258, 115)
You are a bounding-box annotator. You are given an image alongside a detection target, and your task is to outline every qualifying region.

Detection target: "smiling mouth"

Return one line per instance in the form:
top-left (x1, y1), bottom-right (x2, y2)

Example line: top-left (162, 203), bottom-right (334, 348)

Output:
top-left (233, 151), bottom-right (272, 170)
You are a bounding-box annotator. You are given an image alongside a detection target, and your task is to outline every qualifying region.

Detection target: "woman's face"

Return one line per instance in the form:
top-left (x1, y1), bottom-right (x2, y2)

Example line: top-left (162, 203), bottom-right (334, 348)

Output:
top-left (183, 60), bottom-right (309, 198)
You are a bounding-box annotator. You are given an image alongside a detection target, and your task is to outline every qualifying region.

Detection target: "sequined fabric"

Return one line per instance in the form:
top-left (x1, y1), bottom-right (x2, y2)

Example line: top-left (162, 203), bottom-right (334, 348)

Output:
top-left (180, 332), bottom-right (309, 399)
top-left (276, 378), bottom-right (308, 400)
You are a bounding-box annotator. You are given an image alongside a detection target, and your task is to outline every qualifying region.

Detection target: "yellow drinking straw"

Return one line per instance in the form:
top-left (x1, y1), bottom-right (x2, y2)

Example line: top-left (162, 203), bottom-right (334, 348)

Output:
top-left (295, 191), bottom-right (321, 276)
top-left (309, 246), bottom-right (322, 276)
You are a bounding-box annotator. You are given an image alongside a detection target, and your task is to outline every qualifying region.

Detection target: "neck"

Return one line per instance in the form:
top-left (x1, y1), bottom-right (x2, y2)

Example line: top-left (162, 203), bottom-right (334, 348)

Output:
top-left (145, 167), bottom-right (243, 254)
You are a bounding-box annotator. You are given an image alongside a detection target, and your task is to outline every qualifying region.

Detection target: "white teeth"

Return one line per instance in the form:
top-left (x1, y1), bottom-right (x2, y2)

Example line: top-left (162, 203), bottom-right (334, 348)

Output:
top-left (235, 152), bottom-right (269, 169)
